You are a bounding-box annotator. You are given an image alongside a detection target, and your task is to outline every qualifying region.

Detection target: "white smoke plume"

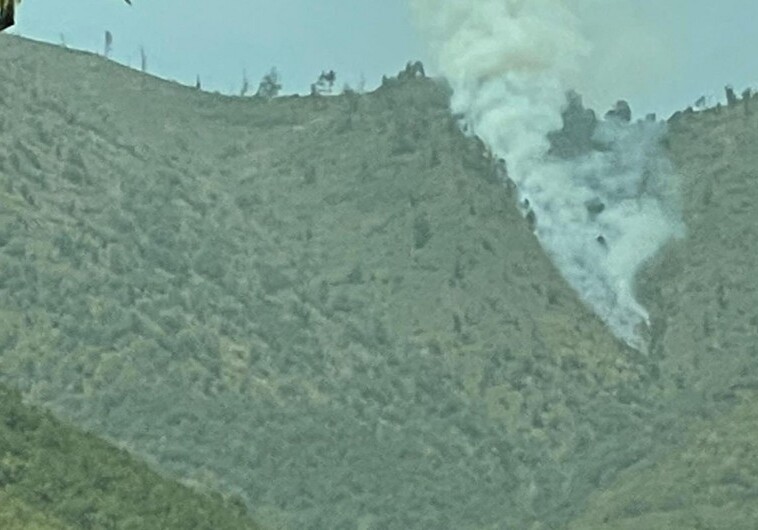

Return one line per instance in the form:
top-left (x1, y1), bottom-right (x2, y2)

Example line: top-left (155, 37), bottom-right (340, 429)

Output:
top-left (411, 0), bottom-right (686, 352)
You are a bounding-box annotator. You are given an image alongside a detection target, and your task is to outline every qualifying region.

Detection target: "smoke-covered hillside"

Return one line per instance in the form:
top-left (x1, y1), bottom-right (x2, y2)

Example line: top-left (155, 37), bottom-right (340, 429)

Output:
top-left (1, 30), bottom-right (757, 529)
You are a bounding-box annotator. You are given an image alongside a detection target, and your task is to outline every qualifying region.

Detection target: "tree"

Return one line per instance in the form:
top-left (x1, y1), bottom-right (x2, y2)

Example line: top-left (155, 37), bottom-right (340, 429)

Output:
top-left (104, 30), bottom-right (113, 57)
top-left (743, 88), bottom-right (753, 115)
top-left (725, 85), bottom-right (738, 106)
top-left (140, 46), bottom-right (147, 73)
top-left (398, 61), bottom-right (426, 80)
top-left (604, 100), bottom-right (632, 123)
top-left (311, 70), bottom-right (336, 95)
top-left (547, 90), bottom-right (599, 158)
top-left (256, 67), bottom-right (282, 99)
top-left (240, 69), bottom-right (250, 97)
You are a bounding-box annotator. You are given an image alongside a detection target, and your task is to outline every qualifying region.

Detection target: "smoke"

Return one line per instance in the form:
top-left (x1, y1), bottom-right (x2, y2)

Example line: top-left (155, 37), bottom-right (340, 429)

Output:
top-left (411, 0), bottom-right (686, 352)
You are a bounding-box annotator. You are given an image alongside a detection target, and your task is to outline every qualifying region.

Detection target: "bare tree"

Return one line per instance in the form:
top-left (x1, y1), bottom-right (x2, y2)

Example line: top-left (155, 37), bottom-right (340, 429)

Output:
top-left (240, 69), bottom-right (250, 97)
top-left (140, 46), bottom-right (147, 73)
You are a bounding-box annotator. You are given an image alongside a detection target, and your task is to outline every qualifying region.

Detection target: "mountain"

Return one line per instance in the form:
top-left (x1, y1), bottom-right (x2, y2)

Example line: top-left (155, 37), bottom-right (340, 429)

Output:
top-left (1, 32), bottom-right (756, 528)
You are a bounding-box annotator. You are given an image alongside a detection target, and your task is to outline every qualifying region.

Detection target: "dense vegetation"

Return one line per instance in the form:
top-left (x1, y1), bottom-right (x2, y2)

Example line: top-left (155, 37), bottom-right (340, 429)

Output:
top-left (0, 384), bottom-right (260, 529)
top-left (1, 33), bottom-right (757, 528)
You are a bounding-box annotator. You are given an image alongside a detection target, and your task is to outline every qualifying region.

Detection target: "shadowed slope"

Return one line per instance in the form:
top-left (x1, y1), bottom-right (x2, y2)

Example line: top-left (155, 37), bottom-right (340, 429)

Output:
top-left (0, 384), bottom-right (261, 529)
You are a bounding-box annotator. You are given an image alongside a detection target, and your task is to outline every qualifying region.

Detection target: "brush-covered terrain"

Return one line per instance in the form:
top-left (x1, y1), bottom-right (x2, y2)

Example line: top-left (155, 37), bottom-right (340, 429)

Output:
top-left (0, 33), bottom-right (756, 529)
top-left (0, 385), bottom-right (261, 529)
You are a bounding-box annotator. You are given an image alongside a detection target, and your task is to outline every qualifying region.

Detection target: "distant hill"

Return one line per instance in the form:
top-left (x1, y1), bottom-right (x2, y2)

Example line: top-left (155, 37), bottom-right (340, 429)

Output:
top-left (1, 32), bottom-right (757, 528)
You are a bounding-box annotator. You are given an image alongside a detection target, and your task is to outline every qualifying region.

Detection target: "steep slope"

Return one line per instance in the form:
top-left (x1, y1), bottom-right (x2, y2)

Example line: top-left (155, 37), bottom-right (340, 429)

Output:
top-left (1, 32), bottom-right (756, 528)
top-left (639, 100), bottom-right (758, 397)
top-left (569, 386), bottom-right (758, 529)
top-left (0, 384), bottom-right (260, 529)
top-left (566, 98), bottom-right (758, 527)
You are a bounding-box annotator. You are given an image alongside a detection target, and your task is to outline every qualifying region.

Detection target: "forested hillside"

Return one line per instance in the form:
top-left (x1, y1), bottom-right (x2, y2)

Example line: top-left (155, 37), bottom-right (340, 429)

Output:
top-left (1, 32), bottom-right (757, 528)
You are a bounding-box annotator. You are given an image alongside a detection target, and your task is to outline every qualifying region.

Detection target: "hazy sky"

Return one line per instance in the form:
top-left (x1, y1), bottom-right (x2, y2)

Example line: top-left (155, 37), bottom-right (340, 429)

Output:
top-left (15, 0), bottom-right (423, 96)
top-left (11, 0), bottom-right (758, 119)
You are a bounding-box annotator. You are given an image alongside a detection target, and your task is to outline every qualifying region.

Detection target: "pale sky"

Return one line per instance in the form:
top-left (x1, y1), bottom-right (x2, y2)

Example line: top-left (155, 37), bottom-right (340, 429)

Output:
top-left (11, 0), bottom-right (758, 119)
top-left (14, 0), bottom-right (424, 96)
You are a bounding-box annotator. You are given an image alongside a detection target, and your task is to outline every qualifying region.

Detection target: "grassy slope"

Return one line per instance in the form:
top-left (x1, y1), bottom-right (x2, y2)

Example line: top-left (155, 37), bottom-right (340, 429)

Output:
top-left (0, 33), bottom-right (756, 528)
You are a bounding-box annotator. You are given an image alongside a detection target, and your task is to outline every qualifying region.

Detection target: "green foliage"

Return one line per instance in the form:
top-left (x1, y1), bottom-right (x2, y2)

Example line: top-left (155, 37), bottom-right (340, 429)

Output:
top-left (0, 492), bottom-right (72, 530)
top-left (2, 34), bottom-right (758, 530)
top-left (570, 392), bottom-right (758, 529)
top-left (0, 384), bottom-right (261, 529)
